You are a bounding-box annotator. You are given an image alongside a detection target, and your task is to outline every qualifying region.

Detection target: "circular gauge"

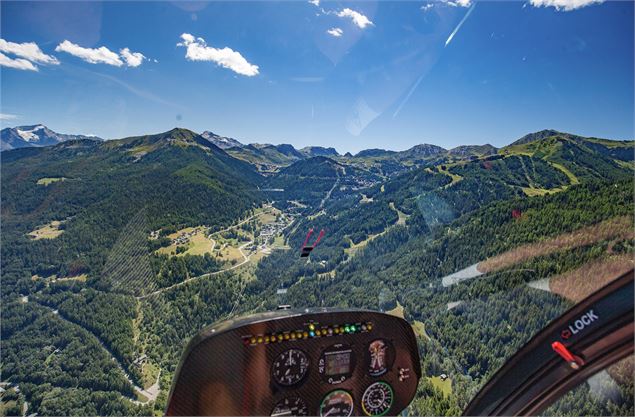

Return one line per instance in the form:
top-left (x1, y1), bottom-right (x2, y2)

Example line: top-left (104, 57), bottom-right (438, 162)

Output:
top-left (366, 339), bottom-right (395, 377)
top-left (318, 343), bottom-right (355, 384)
top-left (361, 382), bottom-right (394, 416)
top-left (319, 390), bottom-right (354, 417)
top-left (271, 397), bottom-right (309, 417)
top-left (272, 348), bottom-right (309, 386)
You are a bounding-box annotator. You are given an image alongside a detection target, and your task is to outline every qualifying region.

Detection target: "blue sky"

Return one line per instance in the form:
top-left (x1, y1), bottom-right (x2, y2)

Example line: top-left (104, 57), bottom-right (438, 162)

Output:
top-left (1, 0), bottom-right (633, 153)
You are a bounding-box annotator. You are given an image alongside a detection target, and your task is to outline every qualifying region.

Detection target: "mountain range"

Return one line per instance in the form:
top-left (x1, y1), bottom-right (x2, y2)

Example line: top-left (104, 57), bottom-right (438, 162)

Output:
top-left (0, 124), bottom-right (103, 151)
top-left (7, 124), bottom-right (629, 176)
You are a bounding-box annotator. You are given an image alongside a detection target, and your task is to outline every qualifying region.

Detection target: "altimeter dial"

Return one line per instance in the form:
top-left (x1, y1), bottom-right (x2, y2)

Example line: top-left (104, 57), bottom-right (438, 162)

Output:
top-left (361, 382), bottom-right (393, 416)
top-left (272, 348), bottom-right (309, 386)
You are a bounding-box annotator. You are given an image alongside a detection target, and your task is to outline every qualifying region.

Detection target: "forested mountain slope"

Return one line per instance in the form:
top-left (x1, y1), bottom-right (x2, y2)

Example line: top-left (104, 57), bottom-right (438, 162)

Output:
top-left (501, 130), bottom-right (633, 183)
top-left (262, 156), bottom-right (382, 210)
top-left (1, 127), bottom-right (263, 292)
top-left (1, 128), bottom-right (266, 413)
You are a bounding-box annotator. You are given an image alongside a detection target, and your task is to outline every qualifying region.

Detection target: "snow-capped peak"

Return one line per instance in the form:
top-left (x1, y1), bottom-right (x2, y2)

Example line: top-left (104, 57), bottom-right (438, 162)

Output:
top-left (1, 124), bottom-right (103, 151)
top-left (16, 128), bottom-right (38, 142)
top-left (200, 131), bottom-right (244, 149)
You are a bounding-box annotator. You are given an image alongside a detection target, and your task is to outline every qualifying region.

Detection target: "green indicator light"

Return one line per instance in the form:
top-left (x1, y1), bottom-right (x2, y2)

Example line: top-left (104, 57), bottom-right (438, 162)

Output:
top-left (345, 326), bottom-right (350, 333)
top-left (350, 325), bottom-right (356, 332)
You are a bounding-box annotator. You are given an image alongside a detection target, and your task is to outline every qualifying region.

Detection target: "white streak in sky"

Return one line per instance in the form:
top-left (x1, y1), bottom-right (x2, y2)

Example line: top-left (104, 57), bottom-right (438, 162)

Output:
top-left (93, 72), bottom-right (180, 108)
top-left (445, 3), bottom-right (476, 47)
top-left (393, 73), bottom-right (425, 119)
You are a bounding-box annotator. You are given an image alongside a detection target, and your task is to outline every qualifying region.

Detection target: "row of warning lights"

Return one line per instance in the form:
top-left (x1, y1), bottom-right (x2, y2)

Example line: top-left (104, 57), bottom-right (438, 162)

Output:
top-left (244, 322), bottom-right (374, 346)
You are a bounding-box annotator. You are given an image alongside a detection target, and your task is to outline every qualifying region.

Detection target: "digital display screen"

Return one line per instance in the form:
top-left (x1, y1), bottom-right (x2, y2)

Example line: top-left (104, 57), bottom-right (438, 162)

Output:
top-left (325, 349), bottom-right (352, 376)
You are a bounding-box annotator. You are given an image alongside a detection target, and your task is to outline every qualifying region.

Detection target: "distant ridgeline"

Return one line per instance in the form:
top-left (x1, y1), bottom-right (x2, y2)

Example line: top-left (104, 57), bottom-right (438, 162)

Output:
top-left (1, 128), bottom-right (633, 415)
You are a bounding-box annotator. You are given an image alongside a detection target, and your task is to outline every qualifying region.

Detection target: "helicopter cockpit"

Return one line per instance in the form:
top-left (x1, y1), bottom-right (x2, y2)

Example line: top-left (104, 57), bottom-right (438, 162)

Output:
top-left (166, 270), bottom-right (633, 416)
top-left (166, 308), bottom-right (420, 416)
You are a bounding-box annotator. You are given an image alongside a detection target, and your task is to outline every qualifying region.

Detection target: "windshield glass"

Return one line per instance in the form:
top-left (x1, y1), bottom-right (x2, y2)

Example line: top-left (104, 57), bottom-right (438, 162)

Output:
top-left (1, 1), bottom-right (633, 416)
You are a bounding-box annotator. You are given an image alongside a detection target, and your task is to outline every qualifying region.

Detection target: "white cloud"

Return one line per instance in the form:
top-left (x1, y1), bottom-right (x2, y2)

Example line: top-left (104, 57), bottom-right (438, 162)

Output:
top-left (0, 52), bottom-right (38, 71)
top-left (327, 27), bottom-right (343, 37)
top-left (445, 0), bottom-right (472, 7)
top-left (336, 8), bottom-right (374, 29)
top-left (310, 3), bottom-right (373, 30)
top-left (0, 113), bottom-right (19, 121)
top-left (529, 0), bottom-right (604, 11)
top-left (55, 40), bottom-right (124, 66)
top-left (0, 39), bottom-right (59, 65)
top-left (55, 41), bottom-right (147, 67)
top-left (120, 48), bottom-right (146, 67)
top-left (421, 4), bottom-right (435, 12)
top-left (177, 33), bottom-right (259, 77)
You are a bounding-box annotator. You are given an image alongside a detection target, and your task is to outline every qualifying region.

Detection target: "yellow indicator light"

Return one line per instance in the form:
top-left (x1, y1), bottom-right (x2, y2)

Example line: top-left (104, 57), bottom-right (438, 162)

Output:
top-left (303, 331), bottom-right (309, 339)
top-left (309, 324), bottom-right (315, 331)
top-left (334, 328), bottom-right (340, 334)
top-left (264, 335), bottom-right (270, 343)
top-left (339, 327), bottom-right (345, 333)
top-left (278, 334), bottom-right (284, 342)
top-left (322, 329), bottom-right (328, 336)
top-left (284, 333), bottom-right (290, 340)
top-left (257, 337), bottom-right (263, 344)
top-left (250, 337), bottom-right (257, 344)
top-left (367, 324), bottom-right (373, 331)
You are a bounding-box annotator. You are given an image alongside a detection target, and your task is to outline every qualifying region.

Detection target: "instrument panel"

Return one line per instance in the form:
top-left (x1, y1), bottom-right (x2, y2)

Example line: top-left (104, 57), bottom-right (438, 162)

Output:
top-left (166, 308), bottom-right (421, 416)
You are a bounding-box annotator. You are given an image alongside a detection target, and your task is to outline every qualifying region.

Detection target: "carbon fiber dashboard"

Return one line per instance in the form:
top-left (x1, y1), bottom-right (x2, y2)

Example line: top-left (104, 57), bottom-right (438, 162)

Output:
top-left (166, 308), bottom-right (421, 416)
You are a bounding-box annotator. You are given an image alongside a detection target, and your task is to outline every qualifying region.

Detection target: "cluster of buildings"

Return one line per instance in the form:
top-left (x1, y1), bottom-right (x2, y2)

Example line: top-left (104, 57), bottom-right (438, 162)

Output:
top-left (149, 227), bottom-right (204, 246)
top-left (172, 232), bottom-right (194, 246)
top-left (245, 210), bottom-right (298, 253)
top-left (259, 219), bottom-right (286, 239)
top-left (339, 175), bottom-right (381, 192)
top-left (171, 227), bottom-right (205, 246)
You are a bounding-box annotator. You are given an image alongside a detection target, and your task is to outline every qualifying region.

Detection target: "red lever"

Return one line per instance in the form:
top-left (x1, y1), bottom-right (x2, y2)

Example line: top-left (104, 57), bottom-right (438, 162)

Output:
top-left (312, 229), bottom-right (325, 247)
top-left (302, 228), bottom-right (314, 248)
top-left (552, 341), bottom-right (585, 370)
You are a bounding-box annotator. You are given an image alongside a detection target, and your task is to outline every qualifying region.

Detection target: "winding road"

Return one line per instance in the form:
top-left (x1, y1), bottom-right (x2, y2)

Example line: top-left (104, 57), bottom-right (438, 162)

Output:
top-left (137, 240), bottom-right (254, 299)
top-left (138, 204), bottom-right (296, 299)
